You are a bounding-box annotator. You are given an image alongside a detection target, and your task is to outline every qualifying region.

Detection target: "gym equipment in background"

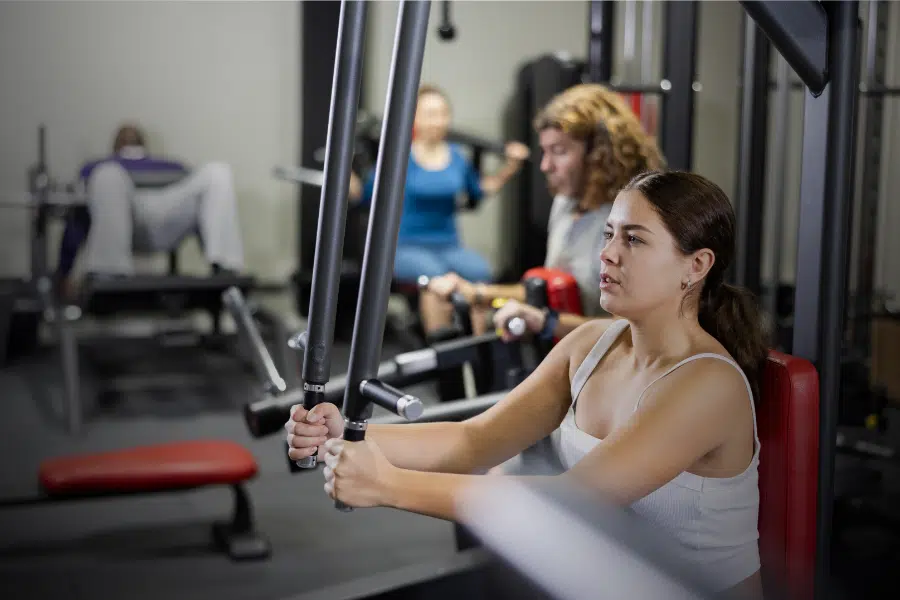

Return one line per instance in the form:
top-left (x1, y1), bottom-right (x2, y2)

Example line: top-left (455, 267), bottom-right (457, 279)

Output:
top-left (0, 126), bottom-right (295, 433)
top-left (225, 285), bottom-right (526, 441)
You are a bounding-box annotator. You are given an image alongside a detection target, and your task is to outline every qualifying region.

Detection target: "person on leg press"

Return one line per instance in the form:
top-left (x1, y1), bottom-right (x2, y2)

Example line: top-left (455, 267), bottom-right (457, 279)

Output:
top-left (57, 123), bottom-right (245, 293)
top-left (423, 84), bottom-right (665, 340)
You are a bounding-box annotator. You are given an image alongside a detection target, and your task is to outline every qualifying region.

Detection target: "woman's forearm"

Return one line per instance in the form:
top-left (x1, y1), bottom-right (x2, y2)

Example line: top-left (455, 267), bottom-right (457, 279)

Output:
top-left (368, 422), bottom-right (481, 474)
top-left (480, 160), bottom-right (521, 196)
top-left (386, 469), bottom-right (474, 521)
top-left (481, 282), bottom-right (526, 303)
top-left (385, 469), bottom-right (560, 522)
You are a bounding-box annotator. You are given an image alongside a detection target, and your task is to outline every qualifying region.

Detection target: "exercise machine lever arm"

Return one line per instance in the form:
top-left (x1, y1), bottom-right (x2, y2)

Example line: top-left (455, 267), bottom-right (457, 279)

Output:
top-left (222, 287), bottom-right (287, 395)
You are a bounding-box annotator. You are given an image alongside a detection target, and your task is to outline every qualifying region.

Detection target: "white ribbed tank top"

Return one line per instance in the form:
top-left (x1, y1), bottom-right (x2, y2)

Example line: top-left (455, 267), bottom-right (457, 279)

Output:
top-left (552, 320), bottom-right (761, 591)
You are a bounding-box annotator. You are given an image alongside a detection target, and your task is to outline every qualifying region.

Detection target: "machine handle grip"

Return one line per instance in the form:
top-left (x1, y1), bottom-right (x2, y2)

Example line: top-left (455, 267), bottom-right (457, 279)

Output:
top-left (359, 379), bottom-right (424, 421)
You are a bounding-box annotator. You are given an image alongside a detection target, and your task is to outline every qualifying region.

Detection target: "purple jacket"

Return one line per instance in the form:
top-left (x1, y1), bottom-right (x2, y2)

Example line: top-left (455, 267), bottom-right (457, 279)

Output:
top-left (57, 156), bottom-right (188, 278)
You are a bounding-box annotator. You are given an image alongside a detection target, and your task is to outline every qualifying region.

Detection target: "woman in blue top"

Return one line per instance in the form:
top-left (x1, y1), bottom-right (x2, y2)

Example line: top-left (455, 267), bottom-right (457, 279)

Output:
top-left (348, 84), bottom-right (529, 331)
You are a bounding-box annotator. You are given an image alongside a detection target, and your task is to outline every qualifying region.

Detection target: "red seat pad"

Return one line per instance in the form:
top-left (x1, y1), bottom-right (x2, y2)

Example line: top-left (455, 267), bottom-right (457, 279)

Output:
top-left (39, 440), bottom-right (258, 496)
top-left (522, 267), bottom-right (583, 315)
top-left (758, 351), bottom-right (819, 600)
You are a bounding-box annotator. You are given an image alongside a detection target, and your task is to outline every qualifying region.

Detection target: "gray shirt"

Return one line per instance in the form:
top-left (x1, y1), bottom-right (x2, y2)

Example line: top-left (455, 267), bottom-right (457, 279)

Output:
top-left (544, 196), bottom-right (612, 316)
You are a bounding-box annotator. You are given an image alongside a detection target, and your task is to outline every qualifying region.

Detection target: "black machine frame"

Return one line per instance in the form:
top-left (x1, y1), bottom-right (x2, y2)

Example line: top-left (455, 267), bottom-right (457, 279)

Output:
top-left (297, 0), bottom-right (862, 597)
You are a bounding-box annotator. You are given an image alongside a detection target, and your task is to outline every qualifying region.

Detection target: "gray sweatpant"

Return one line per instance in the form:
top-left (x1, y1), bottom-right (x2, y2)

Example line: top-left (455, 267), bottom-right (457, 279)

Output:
top-left (83, 161), bottom-right (244, 275)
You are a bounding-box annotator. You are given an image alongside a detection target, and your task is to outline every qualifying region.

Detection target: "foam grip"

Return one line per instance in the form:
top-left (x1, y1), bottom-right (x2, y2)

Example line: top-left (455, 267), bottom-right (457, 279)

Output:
top-left (522, 267), bottom-right (583, 315)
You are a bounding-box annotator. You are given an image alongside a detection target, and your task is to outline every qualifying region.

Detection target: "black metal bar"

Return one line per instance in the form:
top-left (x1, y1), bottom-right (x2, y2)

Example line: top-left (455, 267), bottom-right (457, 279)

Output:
top-left (339, 0), bottom-right (432, 509)
top-left (852, 0), bottom-right (888, 355)
top-left (814, 3), bottom-right (861, 595)
top-left (372, 392), bottom-right (504, 426)
top-left (860, 85), bottom-right (900, 96)
top-left (766, 53), bottom-right (791, 327)
top-left (587, 0), bottom-right (615, 83)
top-left (246, 329), bottom-right (519, 438)
top-left (294, 0), bottom-right (369, 470)
top-left (607, 83), bottom-right (670, 95)
top-left (740, 1), bottom-right (829, 96)
top-left (732, 15), bottom-right (770, 297)
top-left (524, 277), bottom-right (552, 360)
top-left (792, 102), bottom-right (829, 360)
top-left (29, 125), bottom-right (49, 281)
top-left (436, 0), bottom-right (456, 41)
top-left (659, 0), bottom-right (698, 170)
top-left (444, 129), bottom-right (508, 157)
top-left (359, 379), bottom-right (424, 420)
top-left (298, 1), bottom-right (342, 284)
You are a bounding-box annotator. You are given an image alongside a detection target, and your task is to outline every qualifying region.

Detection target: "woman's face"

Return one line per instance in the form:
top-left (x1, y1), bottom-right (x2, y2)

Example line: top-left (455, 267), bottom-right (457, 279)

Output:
top-left (538, 128), bottom-right (585, 199)
top-left (414, 92), bottom-right (451, 143)
top-left (597, 190), bottom-right (693, 319)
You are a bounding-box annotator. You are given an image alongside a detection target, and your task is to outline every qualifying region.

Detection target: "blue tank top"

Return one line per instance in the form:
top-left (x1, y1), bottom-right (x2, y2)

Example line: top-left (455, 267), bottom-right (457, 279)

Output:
top-left (361, 144), bottom-right (482, 246)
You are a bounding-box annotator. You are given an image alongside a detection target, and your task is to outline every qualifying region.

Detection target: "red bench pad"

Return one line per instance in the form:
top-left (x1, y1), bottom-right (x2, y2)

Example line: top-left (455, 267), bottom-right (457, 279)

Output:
top-left (39, 440), bottom-right (258, 496)
top-left (758, 351), bottom-right (819, 600)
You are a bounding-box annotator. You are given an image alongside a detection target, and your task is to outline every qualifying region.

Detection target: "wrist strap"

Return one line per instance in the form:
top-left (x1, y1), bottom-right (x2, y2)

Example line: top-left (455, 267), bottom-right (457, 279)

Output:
top-left (538, 308), bottom-right (559, 341)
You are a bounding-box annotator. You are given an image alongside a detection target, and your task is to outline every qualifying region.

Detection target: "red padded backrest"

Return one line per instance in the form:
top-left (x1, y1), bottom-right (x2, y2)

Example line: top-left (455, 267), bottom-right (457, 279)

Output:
top-left (757, 350), bottom-right (819, 600)
top-left (522, 267), bottom-right (583, 315)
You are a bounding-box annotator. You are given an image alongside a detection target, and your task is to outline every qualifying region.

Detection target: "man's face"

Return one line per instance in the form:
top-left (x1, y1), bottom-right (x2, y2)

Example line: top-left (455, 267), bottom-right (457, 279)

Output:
top-left (538, 128), bottom-right (585, 199)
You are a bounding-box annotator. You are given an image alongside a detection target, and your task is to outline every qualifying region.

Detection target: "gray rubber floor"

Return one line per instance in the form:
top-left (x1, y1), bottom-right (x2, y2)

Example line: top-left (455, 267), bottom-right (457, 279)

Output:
top-left (0, 330), bottom-right (455, 600)
top-left (2, 307), bottom-right (900, 600)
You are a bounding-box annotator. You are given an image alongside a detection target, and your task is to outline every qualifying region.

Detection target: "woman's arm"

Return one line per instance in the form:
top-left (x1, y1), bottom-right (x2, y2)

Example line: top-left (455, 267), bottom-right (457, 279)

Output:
top-left (367, 352), bottom-right (749, 520)
top-left (461, 142), bottom-right (529, 199)
top-left (561, 358), bottom-right (751, 505)
top-left (478, 282), bottom-right (527, 303)
top-left (348, 171), bottom-right (374, 205)
top-left (480, 160), bottom-right (522, 196)
top-left (366, 326), bottom-right (579, 474)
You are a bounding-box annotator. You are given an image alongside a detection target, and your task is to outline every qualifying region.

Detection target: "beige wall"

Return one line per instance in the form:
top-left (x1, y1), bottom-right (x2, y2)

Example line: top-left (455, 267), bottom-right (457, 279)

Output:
top-left (0, 1), bottom-right (300, 280)
top-left (0, 0), bottom-right (894, 303)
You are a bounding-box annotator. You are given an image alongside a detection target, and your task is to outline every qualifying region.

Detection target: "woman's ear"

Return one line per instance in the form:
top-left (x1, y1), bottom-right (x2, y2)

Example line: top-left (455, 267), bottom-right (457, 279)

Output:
top-left (689, 248), bottom-right (715, 282)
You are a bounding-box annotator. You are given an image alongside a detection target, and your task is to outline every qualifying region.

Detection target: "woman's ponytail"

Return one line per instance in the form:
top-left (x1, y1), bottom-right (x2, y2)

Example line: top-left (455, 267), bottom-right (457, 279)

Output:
top-left (699, 282), bottom-right (771, 396)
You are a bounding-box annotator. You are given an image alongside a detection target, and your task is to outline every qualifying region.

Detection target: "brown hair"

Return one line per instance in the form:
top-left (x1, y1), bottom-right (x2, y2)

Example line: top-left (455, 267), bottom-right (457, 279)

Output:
top-left (534, 83), bottom-right (665, 209)
top-left (621, 170), bottom-right (769, 391)
top-left (112, 124), bottom-right (146, 153)
top-left (418, 83), bottom-right (451, 107)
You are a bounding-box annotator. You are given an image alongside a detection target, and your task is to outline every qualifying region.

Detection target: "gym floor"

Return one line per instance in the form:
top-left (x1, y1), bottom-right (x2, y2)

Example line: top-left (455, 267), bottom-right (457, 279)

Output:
top-left (0, 294), bottom-right (455, 600)
top-left (1, 294), bottom-right (899, 600)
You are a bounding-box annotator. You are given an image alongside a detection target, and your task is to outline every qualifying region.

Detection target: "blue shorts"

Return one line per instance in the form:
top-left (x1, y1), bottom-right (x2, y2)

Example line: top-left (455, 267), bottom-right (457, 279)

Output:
top-left (394, 243), bottom-right (492, 283)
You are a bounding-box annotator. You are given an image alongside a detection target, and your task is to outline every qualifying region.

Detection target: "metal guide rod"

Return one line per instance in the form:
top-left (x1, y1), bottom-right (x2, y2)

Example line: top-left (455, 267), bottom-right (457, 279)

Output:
top-left (733, 14), bottom-right (770, 298)
top-left (813, 3), bottom-right (860, 595)
top-left (294, 0), bottom-right (369, 470)
top-left (767, 54), bottom-right (790, 322)
top-left (222, 287), bottom-right (286, 395)
top-left (336, 0), bottom-right (431, 511)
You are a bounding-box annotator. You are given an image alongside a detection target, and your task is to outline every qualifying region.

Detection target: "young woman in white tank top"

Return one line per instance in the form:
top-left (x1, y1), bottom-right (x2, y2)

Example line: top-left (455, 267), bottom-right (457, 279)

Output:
top-left (286, 171), bottom-right (769, 599)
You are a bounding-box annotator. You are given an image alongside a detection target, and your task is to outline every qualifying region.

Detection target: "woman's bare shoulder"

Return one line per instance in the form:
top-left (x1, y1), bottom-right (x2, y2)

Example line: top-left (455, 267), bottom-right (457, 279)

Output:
top-left (562, 317), bottom-right (622, 368)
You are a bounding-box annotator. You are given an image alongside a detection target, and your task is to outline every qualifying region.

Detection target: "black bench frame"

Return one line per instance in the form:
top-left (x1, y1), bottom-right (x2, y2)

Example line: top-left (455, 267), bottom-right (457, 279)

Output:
top-left (0, 479), bottom-right (270, 561)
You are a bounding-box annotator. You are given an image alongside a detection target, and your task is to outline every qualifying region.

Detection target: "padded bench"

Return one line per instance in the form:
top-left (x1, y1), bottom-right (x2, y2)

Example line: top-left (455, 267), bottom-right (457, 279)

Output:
top-left (36, 440), bottom-right (270, 561)
top-left (81, 274), bottom-right (255, 317)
